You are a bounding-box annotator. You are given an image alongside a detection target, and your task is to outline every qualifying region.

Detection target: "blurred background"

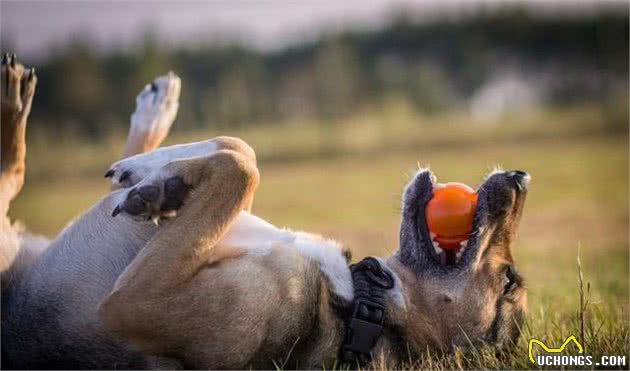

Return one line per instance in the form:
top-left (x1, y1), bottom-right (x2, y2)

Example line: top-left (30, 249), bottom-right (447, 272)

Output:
top-left (1, 0), bottom-right (628, 359)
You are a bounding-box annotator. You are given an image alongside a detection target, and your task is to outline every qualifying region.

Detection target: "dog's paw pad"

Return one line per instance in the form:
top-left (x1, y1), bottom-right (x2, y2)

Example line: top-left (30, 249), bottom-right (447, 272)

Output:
top-left (161, 177), bottom-right (189, 211)
top-left (112, 175), bottom-right (190, 222)
top-left (137, 185), bottom-right (161, 202)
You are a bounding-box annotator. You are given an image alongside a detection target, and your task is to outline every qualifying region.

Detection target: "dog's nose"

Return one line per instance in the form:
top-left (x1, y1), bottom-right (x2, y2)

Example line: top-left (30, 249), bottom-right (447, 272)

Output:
top-left (508, 170), bottom-right (530, 191)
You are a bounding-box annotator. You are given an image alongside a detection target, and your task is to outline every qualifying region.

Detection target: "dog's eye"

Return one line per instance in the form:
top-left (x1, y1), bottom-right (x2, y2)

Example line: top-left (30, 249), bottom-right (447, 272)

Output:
top-left (503, 266), bottom-right (517, 294)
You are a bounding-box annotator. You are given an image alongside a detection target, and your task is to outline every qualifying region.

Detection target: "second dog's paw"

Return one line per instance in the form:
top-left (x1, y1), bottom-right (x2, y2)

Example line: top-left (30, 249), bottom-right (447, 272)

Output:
top-left (129, 72), bottom-right (180, 143)
top-left (112, 173), bottom-right (190, 223)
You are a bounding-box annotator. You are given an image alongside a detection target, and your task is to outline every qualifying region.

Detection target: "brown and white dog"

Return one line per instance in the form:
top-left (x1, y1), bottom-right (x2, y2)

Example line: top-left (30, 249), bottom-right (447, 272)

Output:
top-left (1, 55), bottom-right (529, 369)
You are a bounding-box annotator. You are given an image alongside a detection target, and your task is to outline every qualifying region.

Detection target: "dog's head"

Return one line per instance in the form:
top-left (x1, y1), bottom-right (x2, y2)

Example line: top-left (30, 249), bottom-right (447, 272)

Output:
top-left (386, 169), bottom-right (529, 354)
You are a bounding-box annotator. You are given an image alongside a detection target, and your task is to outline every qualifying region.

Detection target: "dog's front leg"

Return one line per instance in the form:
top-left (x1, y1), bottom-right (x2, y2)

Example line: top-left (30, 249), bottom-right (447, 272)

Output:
top-left (105, 136), bottom-right (257, 210)
top-left (121, 72), bottom-right (180, 159)
top-left (108, 73), bottom-right (181, 193)
top-left (98, 148), bottom-right (259, 354)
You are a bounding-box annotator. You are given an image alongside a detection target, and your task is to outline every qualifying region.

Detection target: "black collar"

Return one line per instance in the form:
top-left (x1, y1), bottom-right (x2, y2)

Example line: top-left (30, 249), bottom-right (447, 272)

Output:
top-left (339, 257), bottom-right (394, 367)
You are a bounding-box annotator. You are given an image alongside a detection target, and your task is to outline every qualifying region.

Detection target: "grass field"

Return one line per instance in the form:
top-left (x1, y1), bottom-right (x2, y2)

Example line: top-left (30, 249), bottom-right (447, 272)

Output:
top-left (9, 104), bottom-right (629, 369)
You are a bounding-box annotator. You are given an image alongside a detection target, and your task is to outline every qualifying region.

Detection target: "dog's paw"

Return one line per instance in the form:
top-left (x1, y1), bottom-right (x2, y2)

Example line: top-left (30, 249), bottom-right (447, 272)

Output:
top-left (129, 72), bottom-right (180, 146)
top-left (105, 144), bottom-right (192, 188)
top-left (1, 53), bottom-right (36, 122)
top-left (112, 172), bottom-right (190, 223)
top-left (105, 158), bottom-right (152, 188)
top-left (106, 139), bottom-right (221, 188)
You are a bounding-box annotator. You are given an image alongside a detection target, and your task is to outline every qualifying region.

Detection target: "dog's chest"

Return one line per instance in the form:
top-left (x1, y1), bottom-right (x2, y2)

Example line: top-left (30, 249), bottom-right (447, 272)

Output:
top-left (217, 211), bottom-right (354, 301)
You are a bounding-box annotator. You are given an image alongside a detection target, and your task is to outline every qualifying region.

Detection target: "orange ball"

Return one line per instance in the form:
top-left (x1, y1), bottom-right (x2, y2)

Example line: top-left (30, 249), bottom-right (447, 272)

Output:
top-left (425, 182), bottom-right (477, 250)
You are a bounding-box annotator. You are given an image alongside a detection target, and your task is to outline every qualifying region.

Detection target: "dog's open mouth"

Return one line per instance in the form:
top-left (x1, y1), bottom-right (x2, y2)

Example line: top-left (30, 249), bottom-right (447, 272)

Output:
top-left (401, 170), bottom-right (485, 271)
top-left (429, 232), bottom-right (470, 266)
top-left (399, 168), bottom-right (529, 273)
top-left (418, 178), bottom-right (480, 270)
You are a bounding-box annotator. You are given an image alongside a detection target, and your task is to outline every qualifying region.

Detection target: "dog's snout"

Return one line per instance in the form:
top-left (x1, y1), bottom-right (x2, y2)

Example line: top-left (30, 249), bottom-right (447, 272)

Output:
top-left (508, 170), bottom-right (530, 191)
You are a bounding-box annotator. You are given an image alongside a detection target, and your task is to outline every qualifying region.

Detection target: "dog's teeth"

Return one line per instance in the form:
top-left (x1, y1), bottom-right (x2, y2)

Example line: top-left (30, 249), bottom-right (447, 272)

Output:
top-left (460, 239), bottom-right (469, 249)
top-left (433, 244), bottom-right (443, 255)
top-left (430, 232), bottom-right (437, 240)
top-left (456, 250), bottom-right (463, 261)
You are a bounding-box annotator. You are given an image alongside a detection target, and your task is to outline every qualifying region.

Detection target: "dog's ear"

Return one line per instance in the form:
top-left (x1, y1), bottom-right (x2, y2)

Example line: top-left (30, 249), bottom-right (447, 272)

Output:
top-left (471, 170), bottom-right (529, 267)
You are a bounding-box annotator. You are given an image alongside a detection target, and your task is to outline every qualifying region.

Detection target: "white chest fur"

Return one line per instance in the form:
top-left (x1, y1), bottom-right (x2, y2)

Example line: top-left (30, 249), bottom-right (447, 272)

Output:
top-left (217, 211), bottom-right (354, 301)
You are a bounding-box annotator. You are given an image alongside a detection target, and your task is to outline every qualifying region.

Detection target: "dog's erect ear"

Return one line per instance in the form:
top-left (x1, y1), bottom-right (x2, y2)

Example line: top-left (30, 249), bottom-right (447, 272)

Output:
top-left (470, 170), bottom-right (530, 267)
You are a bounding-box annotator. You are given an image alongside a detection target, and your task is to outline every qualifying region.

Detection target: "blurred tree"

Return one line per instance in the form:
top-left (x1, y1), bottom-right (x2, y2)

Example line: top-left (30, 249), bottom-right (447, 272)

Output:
top-left (51, 40), bottom-right (107, 135)
top-left (314, 39), bottom-right (360, 119)
top-left (12, 8), bottom-right (628, 138)
top-left (411, 61), bottom-right (452, 114)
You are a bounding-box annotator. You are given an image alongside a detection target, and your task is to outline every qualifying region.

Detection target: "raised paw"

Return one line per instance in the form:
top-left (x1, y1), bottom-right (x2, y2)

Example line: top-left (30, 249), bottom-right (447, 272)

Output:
top-left (106, 138), bottom-right (222, 188)
top-left (1, 53), bottom-right (37, 124)
top-left (124, 72), bottom-right (181, 156)
top-left (112, 175), bottom-right (190, 223)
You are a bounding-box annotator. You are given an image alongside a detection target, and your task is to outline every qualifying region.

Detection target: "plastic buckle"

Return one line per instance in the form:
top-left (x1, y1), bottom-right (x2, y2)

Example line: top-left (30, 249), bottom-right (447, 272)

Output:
top-left (346, 317), bottom-right (383, 355)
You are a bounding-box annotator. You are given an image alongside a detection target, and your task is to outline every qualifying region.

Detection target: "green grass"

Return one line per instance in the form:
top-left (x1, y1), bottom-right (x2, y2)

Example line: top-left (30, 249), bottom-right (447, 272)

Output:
top-left (9, 104), bottom-right (629, 369)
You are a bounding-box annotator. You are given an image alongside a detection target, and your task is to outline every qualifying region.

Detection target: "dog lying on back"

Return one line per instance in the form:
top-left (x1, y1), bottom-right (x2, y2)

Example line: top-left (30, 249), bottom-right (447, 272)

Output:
top-left (1, 55), bottom-right (529, 369)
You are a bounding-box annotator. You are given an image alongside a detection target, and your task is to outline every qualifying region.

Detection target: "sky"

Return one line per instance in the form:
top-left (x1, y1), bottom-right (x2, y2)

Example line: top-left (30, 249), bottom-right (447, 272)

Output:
top-left (1, 0), bottom-right (626, 61)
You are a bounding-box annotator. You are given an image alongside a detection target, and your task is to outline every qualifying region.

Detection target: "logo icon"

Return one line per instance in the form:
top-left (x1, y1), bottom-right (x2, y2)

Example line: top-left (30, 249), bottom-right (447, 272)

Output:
top-left (528, 335), bottom-right (584, 364)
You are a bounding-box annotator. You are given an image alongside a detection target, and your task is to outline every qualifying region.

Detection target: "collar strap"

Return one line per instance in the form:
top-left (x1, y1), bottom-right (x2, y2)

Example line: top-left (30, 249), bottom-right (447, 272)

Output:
top-left (339, 257), bottom-right (394, 366)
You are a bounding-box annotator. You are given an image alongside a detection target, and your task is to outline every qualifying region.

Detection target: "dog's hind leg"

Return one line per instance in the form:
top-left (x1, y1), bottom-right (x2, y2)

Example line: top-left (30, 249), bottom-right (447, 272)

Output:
top-left (0, 54), bottom-right (36, 217)
top-left (99, 147), bottom-right (259, 357)
top-left (0, 54), bottom-right (37, 273)
top-left (121, 72), bottom-right (181, 159)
